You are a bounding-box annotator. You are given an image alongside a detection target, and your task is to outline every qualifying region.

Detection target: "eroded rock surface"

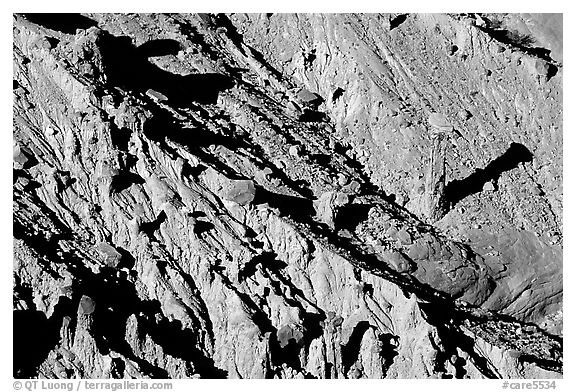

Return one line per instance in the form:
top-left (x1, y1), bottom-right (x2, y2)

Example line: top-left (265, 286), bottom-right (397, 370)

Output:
top-left (13, 13), bottom-right (562, 379)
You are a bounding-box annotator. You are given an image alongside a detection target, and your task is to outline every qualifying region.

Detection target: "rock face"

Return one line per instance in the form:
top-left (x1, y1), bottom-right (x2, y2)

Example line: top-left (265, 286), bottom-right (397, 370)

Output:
top-left (13, 13), bottom-right (562, 379)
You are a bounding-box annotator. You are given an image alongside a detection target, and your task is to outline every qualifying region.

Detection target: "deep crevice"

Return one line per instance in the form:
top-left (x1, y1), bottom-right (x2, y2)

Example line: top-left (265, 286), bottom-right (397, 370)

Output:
top-left (22, 13), bottom-right (98, 34)
top-left (98, 32), bottom-right (234, 105)
top-left (390, 14), bottom-right (408, 30)
top-left (341, 321), bottom-right (371, 376)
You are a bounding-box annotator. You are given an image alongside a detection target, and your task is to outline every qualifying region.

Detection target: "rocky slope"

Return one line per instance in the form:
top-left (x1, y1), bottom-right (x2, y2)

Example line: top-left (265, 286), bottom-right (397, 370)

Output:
top-left (13, 13), bottom-right (562, 379)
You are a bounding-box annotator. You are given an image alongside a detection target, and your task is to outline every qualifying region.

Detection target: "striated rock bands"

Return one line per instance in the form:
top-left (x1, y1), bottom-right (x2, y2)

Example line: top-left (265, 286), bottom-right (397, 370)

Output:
top-left (13, 13), bottom-right (562, 379)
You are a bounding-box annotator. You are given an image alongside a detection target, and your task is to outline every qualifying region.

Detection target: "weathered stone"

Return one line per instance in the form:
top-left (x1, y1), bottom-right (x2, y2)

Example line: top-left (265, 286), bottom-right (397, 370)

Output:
top-left (95, 242), bottom-right (123, 268)
top-left (337, 173), bottom-right (348, 186)
top-left (13, 145), bottom-right (30, 170)
top-left (146, 89), bottom-right (168, 102)
top-left (343, 180), bottom-right (361, 194)
top-left (408, 240), bottom-right (430, 260)
top-left (78, 295), bottom-right (95, 316)
top-left (296, 88), bottom-right (321, 104)
top-left (314, 191), bottom-right (349, 229)
top-left (396, 229), bottom-right (413, 245)
top-left (203, 168), bottom-right (256, 205)
top-left (288, 145), bottom-right (301, 157)
top-left (223, 179), bottom-right (256, 205)
top-left (277, 324), bottom-right (305, 348)
top-left (332, 315), bottom-right (344, 327)
top-left (377, 250), bottom-right (413, 273)
top-left (428, 113), bottom-right (453, 132)
top-left (483, 182), bottom-right (495, 192)
top-left (534, 59), bottom-right (550, 77)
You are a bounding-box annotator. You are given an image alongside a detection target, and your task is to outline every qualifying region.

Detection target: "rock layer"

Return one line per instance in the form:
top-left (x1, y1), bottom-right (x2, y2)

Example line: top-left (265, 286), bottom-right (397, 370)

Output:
top-left (13, 13), bottom-right (562, 379)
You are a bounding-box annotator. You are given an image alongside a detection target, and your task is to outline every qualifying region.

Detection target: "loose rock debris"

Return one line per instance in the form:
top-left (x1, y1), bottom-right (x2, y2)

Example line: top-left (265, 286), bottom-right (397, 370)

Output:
top-left (13, 13), bottom-right (562, 379)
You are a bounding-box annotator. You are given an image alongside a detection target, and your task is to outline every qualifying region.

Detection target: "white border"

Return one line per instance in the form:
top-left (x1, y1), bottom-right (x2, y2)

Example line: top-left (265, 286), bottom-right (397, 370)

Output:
top-left (3, 2), bottom-right (572, 389)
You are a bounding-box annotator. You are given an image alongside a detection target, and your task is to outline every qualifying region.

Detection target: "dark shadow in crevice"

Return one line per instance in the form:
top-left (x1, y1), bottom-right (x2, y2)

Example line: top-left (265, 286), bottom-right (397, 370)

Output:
top-left (419, 301), bottom-right (499, 378)
top-left (16, 150), bottom-right (39, 170)
top-left (45, 36), bottom-right (60, 49)
top-left (136, 302), bottom-right (226, 378)
top-left (301, 312), bottom-right (325, 345)
top-left (379, 333), bottom-right (400, 377)
top-left (172, 19), bottom-right (220, 62)
top-left (13, 309), bottom-right (60, 378)
top-left (182, 162), bottom-right (208, 181)
top-left (54, 170), bottom-right (75, 193)
top-left (271, 338), bottom-right (302, 371)
top-left (332, 87), bottom-right (345, 102)
top-left (13, 276), bottom-right (34, 309)
top-left (41, 235), bottom-right (224, 379)
top-left (227, 67), bottom-right (250, 78)
top-left (362, 282), bottom-right (374, 296)
top-left (13, 294), bottom-right (77, 378)
top-left (477, 22), bottom-right (557, 64)
top-left (193, 219), bottom-right (215, 236)
top-left (212, 14), bottom-right (247, 56)
top-left (76, 264), bottom-right (224, 378)
top-left (546, 63), bottom-right (559, 79)
top-left (110, 357), bottom-right (125, 378)
top-left (517, 354), bottom-right (563, 373)
top-left (189, 211), bottom-right (206, 219)
top-left (331, 141), bottom-right (397, 203)
top-left (253, 187), bottom-right (315, 222)
top-left (156, 122), bottom-right (225, 149)
top-left (239, 251), bottom-right (286, 282)
top-left (215, 269), bottom-right (275, 335)
top-left (14, 170), bottom-right (42, 191)
top-left (300, 314), bottom-right (326, 372)
top-left (445, 142), bottom-right (533, 207)
top-left (304, 49), bottom-right (316, 68)
top-left (13, 220), bottom-right (63, 280)
top-left (14, 188), bottom-right (194, 378)
top-left (244, 226), bottom-right (258, 239)
top-left (110, 127), bottom-right (132, 152)
top-left (243, 251), bottom-right (324, 324)
top-left (390, 14), bottom-right (408, 30)
top-left (299, 110), bottom-right (329, 123)
top-left (325, 362), bottom-right (334, 379)
top-left (22, 13), bottom-right (98, 34)
top-left (267, 319), bottom-right (319, 378)
top-left (98, 33), bottom-right (234, 106)
top-left (334, 203), bottom-right (372, 231)
top-left (212, 14), bottom-right (284, 81)
top-left (341, 321), bottom-right (371, 376)
top-left (142, 107), bottom-right (244, 179)
top-left (139, 211), bottom-right (167, 238)
top-left (308, 153), bottom-right (331, 166)
top-left (115, 246), bottom-right (136, 270)
top-left (123, 153), bottom-right (139, 172)
top-left (136, 39), bottom-right (182, 58)
top-left (111, 171), bottom-right (145, 194)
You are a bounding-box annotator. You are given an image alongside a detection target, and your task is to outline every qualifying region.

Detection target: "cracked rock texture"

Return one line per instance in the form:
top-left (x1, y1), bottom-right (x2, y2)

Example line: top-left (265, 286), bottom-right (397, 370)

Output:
top-left (13, 13), bottom-right (562, 379)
